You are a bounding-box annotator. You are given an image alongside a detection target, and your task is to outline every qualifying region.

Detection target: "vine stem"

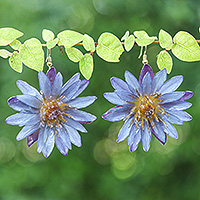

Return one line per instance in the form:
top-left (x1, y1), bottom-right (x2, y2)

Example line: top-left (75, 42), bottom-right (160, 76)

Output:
top-left (42, 40), bottom-right (200, 47)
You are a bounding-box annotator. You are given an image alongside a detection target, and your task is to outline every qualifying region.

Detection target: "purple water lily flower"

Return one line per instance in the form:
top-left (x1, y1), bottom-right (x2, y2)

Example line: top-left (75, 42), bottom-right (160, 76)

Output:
top-left (6, 67), bottom-right (97, 157)
top-left (102, 64), bottom-right (193, 152)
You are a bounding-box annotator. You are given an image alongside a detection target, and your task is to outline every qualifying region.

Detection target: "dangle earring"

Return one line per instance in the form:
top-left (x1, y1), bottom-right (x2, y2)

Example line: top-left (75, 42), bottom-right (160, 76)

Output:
top-left (102, 45), bottom-right (193, 152)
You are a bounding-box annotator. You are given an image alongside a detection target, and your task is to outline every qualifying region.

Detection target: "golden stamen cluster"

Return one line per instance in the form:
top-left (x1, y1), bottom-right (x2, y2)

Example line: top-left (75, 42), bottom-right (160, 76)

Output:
top-left (126, 92), bottom-right (168, 133)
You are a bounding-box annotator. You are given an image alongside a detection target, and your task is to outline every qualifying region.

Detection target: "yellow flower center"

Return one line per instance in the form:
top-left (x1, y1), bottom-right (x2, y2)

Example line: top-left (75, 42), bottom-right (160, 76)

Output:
top-left (126, 92), bottom-right (167, 132)
top-left (40, 95), bottom-right (72, 132)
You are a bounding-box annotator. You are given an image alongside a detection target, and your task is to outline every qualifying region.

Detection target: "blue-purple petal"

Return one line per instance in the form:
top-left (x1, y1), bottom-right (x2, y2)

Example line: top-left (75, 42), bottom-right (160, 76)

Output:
top-left (115, 90), bottom-right (137, 102)
top-left (67, 96), bottom-right (97, 109)
top-left (64, 125), bottom-right (82, 147)
top-left (46, 67), bottom-right (57, 87)
top-left (142, 122), bottom-right (151, 152)
top-left (125, 70), bottom-right (142, 94)
top-left (129, 130), bottom-right (141, 152)
top-left (116, 117), bottom-right (132, 143)
top-left (57, 127), bottom-right (72, 150)
top-left (160, 92), bottom-right (185, 104)
top-left (55, 135), bottom-right (68, 156)
top-left (37, 126), bottom-right (48, 153)
top-left (72, 80), bottom-right (90, 99)
top-left (61, 73), bottom-right (80, 94)
top-left (110, 77), bottom-right (131, 92)
top-left (5, 113), bottom-right (40, 127)
top-left (27, 129), bottom-right (39, 147)
top-left (139, 64), bottom-right (154, 85)
top-left (103, 92), bottom-right (126, 105)
top-left (63, 116), bottom-right (87, 133)
top-left (162, 101), bottom-right (192, 111)
top-left (151, 68), bottom-right (167, 93)
top-left (51, 72), bottom-right (63, 97)
top-left (41, 131), bottom-right (55, 158)
top-left (61, 80), bottom-right (81, 101)
top-left (158, 75), bottom-right (183, 94)
top-left (152, 122), bottom-right (167, 145)
top-left (142, 72), bottom-right (152, 95)
top-left (65, 109), bottom-right (96, 124)
top-left (163, 120), bottom-right (178, 139)
top-left (16, 80), bottom-right (42, 100)
top-left (102, 105), bottom-right (131, 122)
top-left (179, 91), bottom-right (193, 101)
top-left (16, 94), bottom-right (42, 109)
top-left (16, 123), bottom-right (40, 141)
top-left (38, 71), bottom-right (52, 100)
top-left (7, 97), bottom-right (38, 113)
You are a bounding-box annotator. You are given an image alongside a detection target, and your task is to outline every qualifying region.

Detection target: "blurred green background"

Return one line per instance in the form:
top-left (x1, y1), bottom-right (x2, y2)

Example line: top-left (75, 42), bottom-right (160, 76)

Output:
top-left (0, 0), bottom-right (200, 199)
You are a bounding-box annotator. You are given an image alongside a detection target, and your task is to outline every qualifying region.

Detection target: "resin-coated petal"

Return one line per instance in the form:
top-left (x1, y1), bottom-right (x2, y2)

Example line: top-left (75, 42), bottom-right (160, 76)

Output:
top-left (6, 113), bottom-right (40, 127)
top-left (125, 70), bottom-right (142, 94)
top-left (61, 73), bottom-right (80, 94)
top-left (16, 94), bottom-right (42, 109)
top-left (115, 90), bottom-right (137, 102)
top-left (116, 117), bottom-right (132, 143)
top-left (102, 105), bottom-right (131, 122)
top-left (61, 80), bottom-right (81, 101)
top-left (67, 96), bottom-right (97, 109)
top-left (160, 92), bottom-right (185, 104)
top-left (57, 127), bottom-right (72, 150)
top-left (139, 64), bottom-right (154, 85)
top-left (65, 109), bottom-right (96, 124)
top-left (65, 125), bottom-right (82, 147)
top-left (129, 130), bottom-right (141, 152)
top-left (179, 91), bottom-right (193, 101)
top-left (55, 135), bottom-right (68, 156)
top-left (41, 131), bottom-right (55, 158)
top-left (110, 77), bottom-right (131, 92)
top-left (152, 68), bottom-right (167, 93)
top-left (142, 122), bottom-right (151, 152)
top-left (152, 122), bottom-right (167, 145)
top-left (162, 101), bottom-right (192, 111)
top-left (16, 80), bottom-right (42, 100)
top-left (142, 72), bottom-right (152, 95)
top-left (37, 126), bottom-right (48, 153)
top-left (46, 67), bottom-right (56, 87)
top-left (63, 116), bottom-right (87, 133)
top-left (103, 92), bottom-right (125, 105)
top-left (159, 75), bottom-right (183, 94)
top-left (7, 97), bottom-right (38, 113)
top-left (38, 71), bottom-right (52, 100)
top-left (51, 72), bottom-right (63, 97)
top-left (72, 80), bottom-right (90, 99)
top-left (164, 120), bottom-right (178, 139)
top-left (27, 129), bottom-right (39, 147)
top-left (16, 123), bottom-right (40, 141)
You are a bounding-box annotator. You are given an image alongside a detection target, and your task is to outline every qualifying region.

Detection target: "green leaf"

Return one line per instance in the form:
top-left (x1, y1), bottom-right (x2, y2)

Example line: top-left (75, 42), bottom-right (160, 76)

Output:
top-left (172, 31), bottom-right (200, 61)
top-left (42, 29), bottom-right (55, 42)
top-left (47, 38), bottom-right (59, 49)
top-left (134, 31), bottom-right (157, 46)
top-left (66, 47), bottom-right (83, 63)
top-left (9, 51), bottom-right (23, 73)
top-left (124, 35), bottom-right (135, 52)
top-left (9, 40), bottom-right (21, 50)
top-left (96, 32), bottom-right (124, 62)
top-left (121, 31), bottom-right (129, 41)
top-left (79, 53), bottom-right (93, 80)
top-left (57, 30), bottom-right (83, 48)
top-left (0, 49), bottom-right (12, 58)
top-left (159, 29), bottom-right (173, 50)
top-left (83, 34), bottom-right (95, 52)
top-left (0, 28), bottom-right (23, 46)
top-left (157, 50), bottom-right (173, 74)
top-left (19, 38), bottom-right (44, 72)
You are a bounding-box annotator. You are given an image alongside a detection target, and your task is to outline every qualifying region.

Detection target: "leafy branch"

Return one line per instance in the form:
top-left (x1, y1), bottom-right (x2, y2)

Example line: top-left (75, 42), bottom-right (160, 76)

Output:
top-left (1, 27), bottom-right (200, 79)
